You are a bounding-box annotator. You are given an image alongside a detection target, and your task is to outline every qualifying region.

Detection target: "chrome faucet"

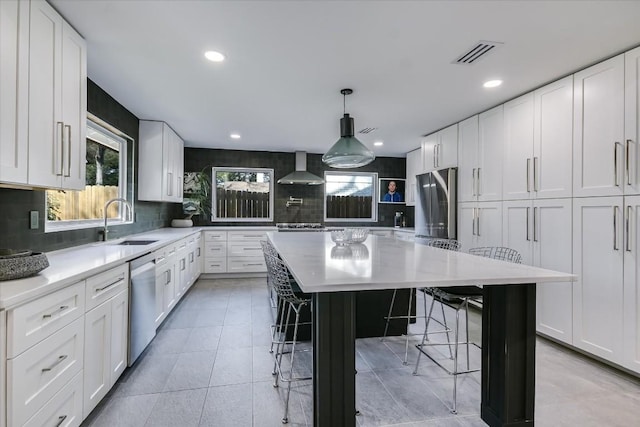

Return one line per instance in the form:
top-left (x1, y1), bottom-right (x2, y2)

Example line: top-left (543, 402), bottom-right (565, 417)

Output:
top-left (102, 198), bottom-right (133, 241)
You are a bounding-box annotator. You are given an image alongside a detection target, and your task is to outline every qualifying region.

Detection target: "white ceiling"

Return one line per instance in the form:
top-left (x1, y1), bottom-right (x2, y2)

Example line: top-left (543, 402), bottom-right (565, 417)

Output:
top-left (50, 0), bottom-right (640, 157)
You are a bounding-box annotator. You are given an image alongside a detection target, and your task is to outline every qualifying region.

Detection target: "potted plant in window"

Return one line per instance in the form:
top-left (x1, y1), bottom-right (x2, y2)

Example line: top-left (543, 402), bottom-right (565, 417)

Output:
top-left (171, 169), bottom-right (211, 227)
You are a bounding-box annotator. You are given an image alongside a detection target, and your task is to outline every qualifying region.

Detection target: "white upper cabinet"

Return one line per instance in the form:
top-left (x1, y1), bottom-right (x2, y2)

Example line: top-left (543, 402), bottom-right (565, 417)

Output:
top-left (573, 54), bottom-right (625, 197)
top-left (0, 0), bottom-right (29, 185)
top-left (27, 0), bottom-right (86, 190)
top-left (422, 123), bottom-right (458, 173)
top-left (405, 148), bottom-right (421, 206)
top-left (458, 115), bottom-right (479, 202)
top-left (478, 105), bottom-right (504, 201)
top-left (503, 93), bottom-right (535, 201)
top-left (625, 47), bottom-right (640, 195)
top-left (533, 76), bottom-right (574, 199)
top-left (138, 120), bottom-right (184, 202)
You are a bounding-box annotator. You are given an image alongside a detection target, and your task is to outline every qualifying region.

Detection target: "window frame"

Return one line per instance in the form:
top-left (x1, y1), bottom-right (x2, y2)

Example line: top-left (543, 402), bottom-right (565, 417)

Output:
top-left (45, 114), bottom-right (135, 233)
top-left (323, 171), bottom-right (378, 223)
top-left (211, 167), bottom-right (274, 222)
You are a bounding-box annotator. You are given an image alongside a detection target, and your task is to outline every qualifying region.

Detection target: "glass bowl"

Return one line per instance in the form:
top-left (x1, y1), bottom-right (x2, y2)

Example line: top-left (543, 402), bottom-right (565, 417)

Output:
top-left (330, 230), bottom-right (353, 246)
top-left (347, 228), bottom-right (369, 243)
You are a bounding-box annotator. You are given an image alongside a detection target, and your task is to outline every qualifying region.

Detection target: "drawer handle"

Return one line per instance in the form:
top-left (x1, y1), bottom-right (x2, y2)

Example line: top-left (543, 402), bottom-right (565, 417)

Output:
top-left (95, 277), bottom-right (123, 292)
top-left (245, 263), bottom-right (263, 266)
top-left (42, 305), bottom-right (69, 319)
top-left (42, 355), bottom-right (68, 372)
top-left (56, 415), bottom-right (67, 427)
top-left (245, 247), bottom-right (262, 250)
top-left (156, 256), bottom-right (166, 263)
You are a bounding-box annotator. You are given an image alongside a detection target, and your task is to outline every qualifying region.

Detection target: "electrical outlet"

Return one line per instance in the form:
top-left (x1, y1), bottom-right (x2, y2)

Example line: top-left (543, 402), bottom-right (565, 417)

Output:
top-left (29, 211), bottom-right (39, 230)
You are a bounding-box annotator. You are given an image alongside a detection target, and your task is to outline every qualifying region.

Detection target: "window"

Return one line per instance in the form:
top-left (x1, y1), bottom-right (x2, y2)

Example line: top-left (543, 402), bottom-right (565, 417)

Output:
top-left (212, 167), bottom-right (274, 222)
top-left (324, 171), bottom-right (378, 222)
top-left (46, 116), bottom-right (133, 231)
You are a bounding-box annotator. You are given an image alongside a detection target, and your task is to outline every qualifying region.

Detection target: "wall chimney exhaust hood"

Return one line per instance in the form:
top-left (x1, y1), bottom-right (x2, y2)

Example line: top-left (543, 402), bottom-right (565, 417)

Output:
top-left (277, 151), bottom-right (325, 185)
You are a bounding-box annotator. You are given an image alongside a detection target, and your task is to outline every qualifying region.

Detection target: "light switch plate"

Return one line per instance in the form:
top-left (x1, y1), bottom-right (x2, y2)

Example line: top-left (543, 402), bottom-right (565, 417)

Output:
top-left (29, 211), bottom-right (39, 229)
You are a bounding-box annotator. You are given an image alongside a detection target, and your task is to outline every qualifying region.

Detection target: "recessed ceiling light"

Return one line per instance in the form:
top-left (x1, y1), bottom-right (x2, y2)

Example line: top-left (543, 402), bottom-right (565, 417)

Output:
top-left (483, 79), bottom-right (503, 88)
top-left (373, 141), bottom-right (384, 146)
top-left (204, 51), bottom-right (225, 62)
top-left (230, 133), bottom-right (241, 139)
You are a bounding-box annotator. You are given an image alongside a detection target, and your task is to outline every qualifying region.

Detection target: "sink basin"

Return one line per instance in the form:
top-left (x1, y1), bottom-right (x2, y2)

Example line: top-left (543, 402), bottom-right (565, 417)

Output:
top-left (115, 240), bottom-right (158, 246)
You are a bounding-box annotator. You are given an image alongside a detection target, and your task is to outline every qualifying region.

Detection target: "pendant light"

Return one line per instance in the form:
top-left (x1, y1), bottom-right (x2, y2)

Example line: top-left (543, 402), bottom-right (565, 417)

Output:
top-left (322, 89), bottom-right (375, 168)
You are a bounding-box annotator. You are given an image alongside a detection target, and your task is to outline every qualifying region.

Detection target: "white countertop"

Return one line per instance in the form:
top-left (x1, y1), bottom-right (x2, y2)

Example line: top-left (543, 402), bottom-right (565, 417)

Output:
top-left (0, 228), bottom-right (205, 309)
top-left (267, 232), bottom-right (576, 293)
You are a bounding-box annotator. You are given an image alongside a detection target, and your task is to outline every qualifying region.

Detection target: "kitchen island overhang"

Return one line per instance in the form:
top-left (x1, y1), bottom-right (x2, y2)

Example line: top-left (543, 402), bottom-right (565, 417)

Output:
top-left (266, 232), bottom-right (576, 427)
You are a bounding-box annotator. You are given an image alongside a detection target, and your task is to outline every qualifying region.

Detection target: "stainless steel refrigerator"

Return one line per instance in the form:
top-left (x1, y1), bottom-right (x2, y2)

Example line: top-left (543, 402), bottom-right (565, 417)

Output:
top-left (414, 167), bottom-right (457, 239)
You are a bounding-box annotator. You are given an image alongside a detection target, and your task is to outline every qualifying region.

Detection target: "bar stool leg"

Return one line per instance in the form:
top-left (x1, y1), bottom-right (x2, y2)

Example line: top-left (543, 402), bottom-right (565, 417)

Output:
top-left (270, 297), bottom-right (283, 354)
top-left (440, 296), bottom-right (454, 359)
top-left (403, 288), bottom-right (414, 365)
top-left (273, 302), bottom-right (293, 385)
top-left (381, 289), bottom-right (398, 341)
top-left (452, 306), bottom-right (460, 414)
top-left (283, 305), bottom-right (302, 424)
top-left (465, 298), bottom-right (471, 371)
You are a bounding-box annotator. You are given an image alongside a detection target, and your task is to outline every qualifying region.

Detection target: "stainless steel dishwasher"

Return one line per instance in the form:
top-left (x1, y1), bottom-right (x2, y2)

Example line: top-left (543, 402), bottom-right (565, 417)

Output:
top-left (128, 252), bottom-right (157, 365)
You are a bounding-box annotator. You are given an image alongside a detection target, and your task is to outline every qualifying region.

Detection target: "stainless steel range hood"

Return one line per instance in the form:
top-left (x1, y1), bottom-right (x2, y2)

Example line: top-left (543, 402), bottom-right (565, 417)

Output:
top-left (277, 151), bottom-right (325, 185)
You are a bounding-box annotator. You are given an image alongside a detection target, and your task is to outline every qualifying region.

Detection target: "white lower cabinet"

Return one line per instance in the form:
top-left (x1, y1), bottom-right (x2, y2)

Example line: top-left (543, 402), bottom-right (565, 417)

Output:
top-left (623, 195), bottom-right (640, 372)
top-left (458, 201), bottom-right (502, 251)
top-left (503, 199), bottom-right (573, 344)
top-left (573, 197), bottom-right (624, 363)
top-left (8, 317), bottom-right (84, 427)
top-left (83, 288), bottom-right (128, 418)
top-left (23, 370), bottom-right (83, 427)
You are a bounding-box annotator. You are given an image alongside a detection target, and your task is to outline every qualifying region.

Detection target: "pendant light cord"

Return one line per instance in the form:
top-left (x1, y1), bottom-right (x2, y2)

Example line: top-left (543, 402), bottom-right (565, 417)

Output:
top-left (343, 92), bottom-right (346, 115)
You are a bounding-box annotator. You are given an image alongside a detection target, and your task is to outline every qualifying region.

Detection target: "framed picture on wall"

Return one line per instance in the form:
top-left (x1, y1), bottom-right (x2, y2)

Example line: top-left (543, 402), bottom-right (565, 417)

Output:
top-left (379, 178), bottom-right (406, 204)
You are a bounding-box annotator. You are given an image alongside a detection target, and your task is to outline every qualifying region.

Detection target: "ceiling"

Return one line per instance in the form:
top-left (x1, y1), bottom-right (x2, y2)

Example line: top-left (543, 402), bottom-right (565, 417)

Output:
top-left (50, 0), bottom-right (640, 158)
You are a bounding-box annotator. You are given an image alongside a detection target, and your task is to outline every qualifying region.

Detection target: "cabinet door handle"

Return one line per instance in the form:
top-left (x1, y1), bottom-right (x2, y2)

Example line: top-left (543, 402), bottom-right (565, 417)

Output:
top-left (614, 142), bottom-right (622, 187)
top-left (526, 207), bottom-right (530, 241)
top-left (55, 415), bottom-right (67, 427)
top-left (614, 206), bottom-right (619, 250)
top-left (196, 247), bottom-right (201, 257)
top-left (533, 157), bottom-right (539, 192)
top-left (56, 122), bottom-right (64, 176)
top-left (533, 207), bottom-right (538, 242)
top-left (166, 270), bottom-right (171, 284)
top-left (42, 305), bottom-right (69, 319)
top-left (626, 139), bottom-right (632, 186)
top-left (472, 169), bottom-right (476, 196)
top-left (626, 205), bottom-right (632, 252)
top-left (167, 172), bottom-right (173, 196)
top-left (526, 158), bottom-right (531, 193)
top-left (433, 146), bottom-right (437, 168)
top-left (95, 277), bottom-right (124, 292)
top-left (42, 355), bottom-right (68, 372)
top-left (64, 125), bottom-right (71, 177)
top-left (476, 208), bottom-right (481, 237)
top-left (477, 168), bottom-right (482, 196)
top-left (472, 207), bottom-right (476, 236)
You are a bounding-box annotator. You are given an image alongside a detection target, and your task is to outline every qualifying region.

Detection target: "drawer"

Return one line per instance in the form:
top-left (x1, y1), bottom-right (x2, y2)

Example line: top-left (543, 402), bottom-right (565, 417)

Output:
top-left (204, 230), bottom-right (227, 242)
top-left (204, 257), bottom-right (226, 273)
top-left (228, 241), bottom-right (263, 257)
top-left (205, 242), bottom-right (227, 258)
top-left (228, 230), bottom-right (267, 241)
top-left (227, 256), bottom-right (266, 273)
top-left (370, 230), bottom-right (393, 237)
top-left (85, 264), bottom-right (129, 312)
top-left (8, 317), bottom-right (84, 427)
top-left (175, 238), bottom-right (188, 253)
top-left (8, 282), bottom-right (85, 358)
top-left (154, 247), bottom-right (167, 266)
top-left (23, 370), bottom-right (83, 427)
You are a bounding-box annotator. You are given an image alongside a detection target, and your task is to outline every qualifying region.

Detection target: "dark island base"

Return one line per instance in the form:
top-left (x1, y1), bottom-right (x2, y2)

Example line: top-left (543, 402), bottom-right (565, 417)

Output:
top-left (278, 288), bottom-right (416, 340)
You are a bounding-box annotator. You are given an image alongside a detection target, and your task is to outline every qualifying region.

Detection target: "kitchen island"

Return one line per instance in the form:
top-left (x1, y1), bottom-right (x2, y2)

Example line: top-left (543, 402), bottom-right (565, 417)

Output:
top-left (267, 231), bottom-right (576, 427)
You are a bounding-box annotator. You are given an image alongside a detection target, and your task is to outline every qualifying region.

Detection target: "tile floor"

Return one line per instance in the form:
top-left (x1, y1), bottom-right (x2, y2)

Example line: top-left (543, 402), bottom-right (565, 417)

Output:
top-left (82, 278), bottom-right (640, 427)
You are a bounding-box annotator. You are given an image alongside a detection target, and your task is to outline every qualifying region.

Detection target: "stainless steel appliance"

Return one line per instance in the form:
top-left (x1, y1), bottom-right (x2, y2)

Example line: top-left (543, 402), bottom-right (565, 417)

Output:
top-left (128, 252), bottom-right (156, 365)
top-left (414, 167), bottom-right (457, 239)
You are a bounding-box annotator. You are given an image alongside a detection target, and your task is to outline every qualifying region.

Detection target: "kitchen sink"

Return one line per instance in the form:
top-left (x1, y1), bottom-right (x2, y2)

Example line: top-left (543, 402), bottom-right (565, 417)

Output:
top-left (115, 240), bottom-right (158, 246)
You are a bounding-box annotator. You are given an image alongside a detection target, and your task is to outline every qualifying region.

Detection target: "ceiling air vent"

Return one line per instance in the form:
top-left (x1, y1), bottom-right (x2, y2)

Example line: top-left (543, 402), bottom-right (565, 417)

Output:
top-left (358, 127), bottom-right (378, 134)
top-left (453, 40), bottom-right (503, 65)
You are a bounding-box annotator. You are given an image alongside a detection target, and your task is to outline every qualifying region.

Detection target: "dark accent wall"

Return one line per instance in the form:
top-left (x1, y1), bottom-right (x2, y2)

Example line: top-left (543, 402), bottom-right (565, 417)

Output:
top-left (0, 80), bottom-right (175, 252)
top-left (183, 148), bottom-right (413, 227)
